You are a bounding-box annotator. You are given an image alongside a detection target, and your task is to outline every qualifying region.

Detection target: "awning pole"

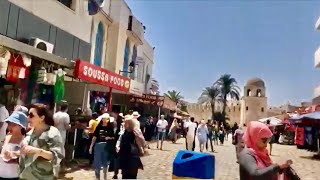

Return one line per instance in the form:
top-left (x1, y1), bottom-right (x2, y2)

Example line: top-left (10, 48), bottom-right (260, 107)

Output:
top-left (108, 87), bottom-right (113, 112)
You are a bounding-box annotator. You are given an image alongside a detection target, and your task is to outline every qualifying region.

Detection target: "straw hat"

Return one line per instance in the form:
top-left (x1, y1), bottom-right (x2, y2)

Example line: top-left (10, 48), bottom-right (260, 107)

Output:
top-left (97, 113), bottom-right (112, 123)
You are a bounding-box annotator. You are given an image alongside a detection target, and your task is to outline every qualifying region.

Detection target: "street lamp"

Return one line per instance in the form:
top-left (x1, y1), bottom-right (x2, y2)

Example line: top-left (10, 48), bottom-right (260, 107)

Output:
top-left (119, 61), bottom-right (135, 74)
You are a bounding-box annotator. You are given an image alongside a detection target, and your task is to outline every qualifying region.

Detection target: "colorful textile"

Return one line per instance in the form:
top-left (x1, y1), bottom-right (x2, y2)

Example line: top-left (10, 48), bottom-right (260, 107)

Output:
top-left (54, 74), bottom-right (64, 103)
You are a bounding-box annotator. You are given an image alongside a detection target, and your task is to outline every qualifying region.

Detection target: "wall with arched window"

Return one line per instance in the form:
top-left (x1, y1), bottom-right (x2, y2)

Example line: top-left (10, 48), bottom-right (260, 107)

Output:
top-left (123, 39), bottom-right (130, 76)
top-left (93, 22), bottom-right (104, 66)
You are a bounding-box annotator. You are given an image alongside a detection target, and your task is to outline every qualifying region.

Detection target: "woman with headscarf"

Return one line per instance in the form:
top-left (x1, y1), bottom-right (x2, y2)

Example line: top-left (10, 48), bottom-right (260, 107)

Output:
top-left (169, 118), bottom-right (179, 144)
top-left (89, 113), bottom-right (115, 180)
top-left (196, 120), bottom-right (208, 152)
top-left (116, 115), bottom-right (145, 179)
top-left (239, 121), bottom-right (292, 180)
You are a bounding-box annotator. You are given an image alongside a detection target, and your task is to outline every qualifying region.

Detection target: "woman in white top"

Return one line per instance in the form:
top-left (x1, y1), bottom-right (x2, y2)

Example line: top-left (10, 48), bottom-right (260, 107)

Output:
top-left (0, 111), bottom-right (28, 180)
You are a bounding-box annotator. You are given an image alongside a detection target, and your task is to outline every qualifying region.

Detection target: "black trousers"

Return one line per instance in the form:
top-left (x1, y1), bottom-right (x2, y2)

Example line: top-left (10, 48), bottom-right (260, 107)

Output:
top-left (122, 168), bottom-right (138, 179)
top-left (0, 178), bottom-right (19, 180)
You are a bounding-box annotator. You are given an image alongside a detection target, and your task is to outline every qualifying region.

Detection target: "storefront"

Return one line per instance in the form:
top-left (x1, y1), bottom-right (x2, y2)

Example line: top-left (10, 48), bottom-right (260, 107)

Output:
top-left (73, 59), bottom-right (131, 114)
top-left (0, 35), bottom-right (73, 112)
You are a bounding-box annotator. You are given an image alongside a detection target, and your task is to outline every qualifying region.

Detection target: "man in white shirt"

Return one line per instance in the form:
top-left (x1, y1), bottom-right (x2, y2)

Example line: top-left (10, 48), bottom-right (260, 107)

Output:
top-left (53, 103), bottom-right (71, 177)
top-left (156, 115), bottom-right (168, 150)
top-left (184, 117), bottom-right (197, 151)
top-left (0, 104), bottom-right (9, 144)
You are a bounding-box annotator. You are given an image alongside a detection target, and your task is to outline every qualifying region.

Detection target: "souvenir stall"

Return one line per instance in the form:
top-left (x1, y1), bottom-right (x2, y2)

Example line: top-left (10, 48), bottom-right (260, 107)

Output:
top-left (289, 112), bottom-right (320, 156)
top-left (0, 46), bottom-right (32, 111)
top-left (278, 119), bottom-right (295, 145)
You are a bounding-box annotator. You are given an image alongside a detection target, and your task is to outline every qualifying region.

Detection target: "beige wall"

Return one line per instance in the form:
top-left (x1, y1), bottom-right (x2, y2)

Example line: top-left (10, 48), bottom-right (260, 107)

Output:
top-left (240, 97), bottom-right (267, 126)
top-left (9, 0), bottom-right (92, 42)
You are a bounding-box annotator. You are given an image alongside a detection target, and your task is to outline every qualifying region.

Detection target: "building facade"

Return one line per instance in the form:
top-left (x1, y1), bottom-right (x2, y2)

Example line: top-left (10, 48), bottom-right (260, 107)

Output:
top-left (314, 16), bottom-right (320, 104)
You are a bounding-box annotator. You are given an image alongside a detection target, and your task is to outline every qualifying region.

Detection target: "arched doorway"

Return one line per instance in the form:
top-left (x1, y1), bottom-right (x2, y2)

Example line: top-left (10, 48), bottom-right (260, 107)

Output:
top-left (94, 22), bottom-right (103, 66)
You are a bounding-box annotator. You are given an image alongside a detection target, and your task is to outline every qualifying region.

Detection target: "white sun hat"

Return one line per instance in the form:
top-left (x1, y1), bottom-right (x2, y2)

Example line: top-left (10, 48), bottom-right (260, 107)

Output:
top-left (132, 111), bottom-right (140, 118)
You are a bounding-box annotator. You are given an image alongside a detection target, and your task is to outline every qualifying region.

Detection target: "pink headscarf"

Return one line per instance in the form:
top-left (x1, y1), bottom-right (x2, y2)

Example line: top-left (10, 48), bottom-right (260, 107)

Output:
top-left (243, 121), bottom-right (273, 168)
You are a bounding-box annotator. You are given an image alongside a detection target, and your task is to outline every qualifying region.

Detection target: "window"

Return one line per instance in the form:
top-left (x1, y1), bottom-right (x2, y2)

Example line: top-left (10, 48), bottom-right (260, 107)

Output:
top-left (93, 22), bottom-right (104, 66)
top-left (130, 45), bottom-right (137, 79)
top-left (257, 89), bottom-right (262, 97)
top-left (57, 0), bottom-right (72, 9)
top-left (123, 39), bottom-right (130, 77)
top-left (247, 89), bottom-right (252, 96)
top-left (261, 107), bottom-right (264, 112)
top-left (246, 106), bottom-right (248, 111)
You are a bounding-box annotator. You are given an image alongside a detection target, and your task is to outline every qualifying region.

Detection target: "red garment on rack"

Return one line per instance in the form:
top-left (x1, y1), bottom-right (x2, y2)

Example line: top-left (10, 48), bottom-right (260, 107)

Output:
top-left (295, 127), bottom-right (304, 146)
top-left (6, 53), bottom-right (29, 82)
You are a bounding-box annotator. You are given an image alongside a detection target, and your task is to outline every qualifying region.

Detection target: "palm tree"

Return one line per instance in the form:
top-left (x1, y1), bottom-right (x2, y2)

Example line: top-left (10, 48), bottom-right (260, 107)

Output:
top-left (198, 86), bottom-right (221, 120)
top-left (214, 74), bottom-right (240, 116)
top-left (164, 90), bottom-right (184, 104)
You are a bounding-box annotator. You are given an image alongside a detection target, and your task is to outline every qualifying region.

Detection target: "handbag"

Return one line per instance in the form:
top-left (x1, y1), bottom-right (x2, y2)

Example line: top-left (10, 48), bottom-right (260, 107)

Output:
top-left (130, 141), bottom-right (141, 157)
top-left (283, 167), bottom-right (300, 180)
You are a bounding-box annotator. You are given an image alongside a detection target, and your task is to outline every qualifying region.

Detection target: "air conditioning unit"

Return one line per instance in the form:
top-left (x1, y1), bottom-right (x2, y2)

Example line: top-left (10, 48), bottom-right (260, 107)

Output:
top-left (29, 38), bottom-right (54, 54)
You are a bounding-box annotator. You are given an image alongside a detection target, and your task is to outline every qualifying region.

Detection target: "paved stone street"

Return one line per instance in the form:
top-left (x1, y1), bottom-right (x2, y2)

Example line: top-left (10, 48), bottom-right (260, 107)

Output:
top-left (61, 136), bottom-right (320, 180)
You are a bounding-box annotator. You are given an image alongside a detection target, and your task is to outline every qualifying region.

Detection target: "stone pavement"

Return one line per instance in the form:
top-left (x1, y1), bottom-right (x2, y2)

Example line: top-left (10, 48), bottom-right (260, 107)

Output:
top-left (60, 136), bottom-right (320, 180)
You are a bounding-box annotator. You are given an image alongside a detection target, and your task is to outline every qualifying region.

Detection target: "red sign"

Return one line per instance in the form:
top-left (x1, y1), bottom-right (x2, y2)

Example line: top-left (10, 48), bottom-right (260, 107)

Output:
top-left (129, 94), bottom-right (165, 107)
top-left (74, 59), bottom-right (130, 92)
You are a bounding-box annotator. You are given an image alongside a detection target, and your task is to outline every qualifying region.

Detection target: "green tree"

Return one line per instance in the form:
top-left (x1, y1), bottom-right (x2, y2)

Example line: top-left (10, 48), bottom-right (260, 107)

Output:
top-left (214, 74), bottom-right (240, 117)
top-left (198, 86), bottom-right (221, 120)
top-left (164, 90), bottom-right (184, 104)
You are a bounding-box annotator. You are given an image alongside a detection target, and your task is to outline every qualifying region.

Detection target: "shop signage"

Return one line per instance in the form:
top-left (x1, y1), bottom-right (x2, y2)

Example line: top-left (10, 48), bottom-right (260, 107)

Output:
top-left (129, 80), bottom-right (144, 96)
top-left (129, 93), bottom-right (164, 107)
top-left (74, 59), bottom-right (130, 92)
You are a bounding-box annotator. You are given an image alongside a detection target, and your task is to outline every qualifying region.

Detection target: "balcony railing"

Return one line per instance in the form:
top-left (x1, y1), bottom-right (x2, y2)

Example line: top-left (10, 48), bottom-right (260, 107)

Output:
top-left (128, 16), bottom-right (144, 43)
top-left (315, 47), bottom-right (320, 68)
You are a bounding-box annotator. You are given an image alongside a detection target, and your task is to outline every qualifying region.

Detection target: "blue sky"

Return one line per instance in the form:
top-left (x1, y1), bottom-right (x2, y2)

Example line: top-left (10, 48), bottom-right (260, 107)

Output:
top-left (127, 0), bottom-right (320, 106)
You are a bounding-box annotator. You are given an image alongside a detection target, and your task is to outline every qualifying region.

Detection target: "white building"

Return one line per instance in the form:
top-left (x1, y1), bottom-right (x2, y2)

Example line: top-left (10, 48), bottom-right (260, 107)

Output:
top-left (313, 17), bottom-right (320, 105)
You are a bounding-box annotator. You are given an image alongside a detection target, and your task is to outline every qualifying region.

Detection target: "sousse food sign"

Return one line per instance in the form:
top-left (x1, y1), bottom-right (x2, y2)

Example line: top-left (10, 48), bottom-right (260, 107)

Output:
top-left (74, 59), bottom-right (130, 92)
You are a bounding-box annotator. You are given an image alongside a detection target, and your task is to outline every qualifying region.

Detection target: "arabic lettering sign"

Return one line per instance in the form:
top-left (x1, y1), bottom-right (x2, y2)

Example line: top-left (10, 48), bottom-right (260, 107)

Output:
top-left (74, 59), bottom-right (130, 92)
top-left (129, 94), bottom-right (164, 107)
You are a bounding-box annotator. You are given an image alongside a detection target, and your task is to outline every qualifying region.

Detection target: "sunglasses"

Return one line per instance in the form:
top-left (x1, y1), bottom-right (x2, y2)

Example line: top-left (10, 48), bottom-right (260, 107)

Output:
top-left (28, 113), bottom-right (35, 118)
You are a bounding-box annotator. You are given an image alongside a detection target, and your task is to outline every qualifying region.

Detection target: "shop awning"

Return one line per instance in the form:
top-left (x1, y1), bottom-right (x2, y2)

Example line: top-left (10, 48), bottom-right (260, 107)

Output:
top-left (258, 117), bottom-right (282, 126)
top-left (0, 34), bottom-right (74, 68)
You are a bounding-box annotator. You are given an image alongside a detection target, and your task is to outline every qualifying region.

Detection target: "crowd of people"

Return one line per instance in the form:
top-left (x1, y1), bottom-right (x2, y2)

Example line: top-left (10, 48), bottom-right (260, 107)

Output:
top-left (0, 100), bottom-right (299, 180)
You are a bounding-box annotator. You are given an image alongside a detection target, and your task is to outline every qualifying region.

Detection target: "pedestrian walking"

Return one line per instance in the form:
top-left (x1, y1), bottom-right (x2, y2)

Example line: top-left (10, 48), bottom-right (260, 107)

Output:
top-left (169, 118), bottom-right (178, 143)
top-left (112, 113), bottom-right (125, 179)
top-left (53, 103), bottom-right (71, 176)
top-left (219, 126), bottom-right (225, 145)
top-left (231, 122), bottom-right (239, 141)
top-left (156, 115), bottom-right (168, 150)
top-left (206, 119), bottom-right (215, 152)
top-left (233, 124), bottom-right (246, 162)
top-left (87, 112), bottom-right (99, 165)
top-left (89, 113), bottom-right (115, 180)
top-left (116, 116), bottom-right (144, 179)
top-left (197, 120), bottom-right (209, 152)
top-left (144, 116), bottom-right (155, 149)
top-left (239, 121), bottom-right (293, 180)
top-left (184, 117), bottom-right (197, 151)
top-left (19, 103), bottom-right (64, 180)
top-left (0, 111), bottom-right (27, 180)
top-left (266, 120), bottom-right (276, 155)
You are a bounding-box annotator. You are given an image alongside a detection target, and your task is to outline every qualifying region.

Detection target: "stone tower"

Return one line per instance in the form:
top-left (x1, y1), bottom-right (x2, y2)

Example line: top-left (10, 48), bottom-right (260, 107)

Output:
top-left (240, 78), bottom-right (268, 126)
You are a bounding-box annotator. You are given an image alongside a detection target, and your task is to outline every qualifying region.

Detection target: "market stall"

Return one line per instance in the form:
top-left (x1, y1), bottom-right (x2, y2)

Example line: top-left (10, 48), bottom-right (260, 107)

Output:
top-left (289, 111), bottom-right (320, 156)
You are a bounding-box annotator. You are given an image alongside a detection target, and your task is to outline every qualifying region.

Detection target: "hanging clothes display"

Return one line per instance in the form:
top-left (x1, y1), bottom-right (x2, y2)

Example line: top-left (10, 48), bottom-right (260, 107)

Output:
top-left (6, 53), bottom-right (30, 82)
top-left (54, 68), bottom-right (66, 103)
top-left (295, 126), bottom-right (305, 146)
top-left (0, 46), bottom-right (10, 76)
